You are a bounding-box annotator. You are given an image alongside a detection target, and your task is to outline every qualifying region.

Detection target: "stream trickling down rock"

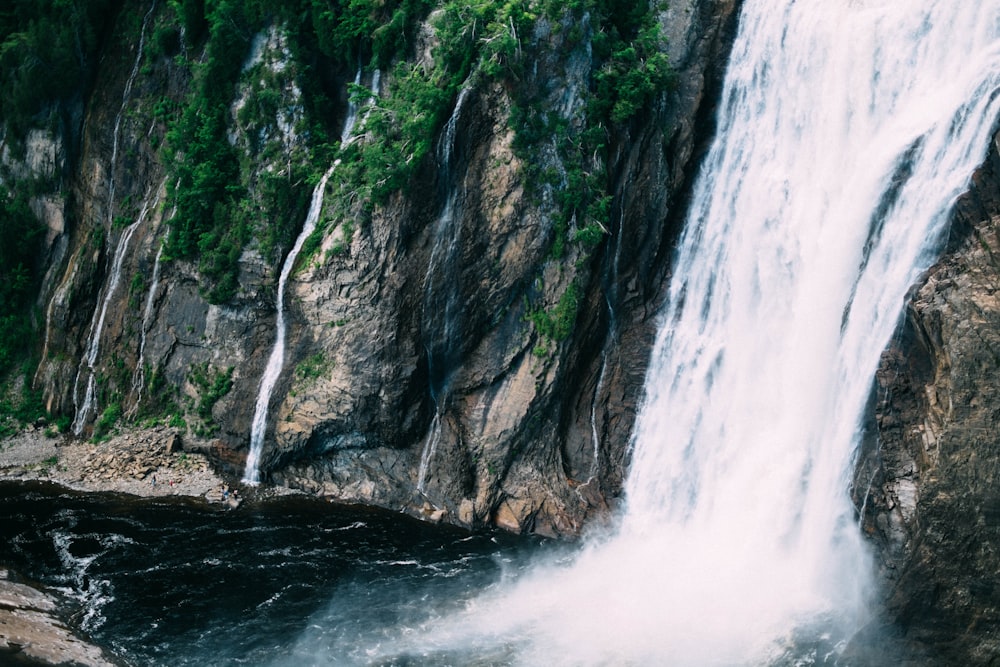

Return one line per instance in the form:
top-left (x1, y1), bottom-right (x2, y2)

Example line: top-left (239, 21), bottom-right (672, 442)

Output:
top-left (5, 0), bottom-right (1000, 664)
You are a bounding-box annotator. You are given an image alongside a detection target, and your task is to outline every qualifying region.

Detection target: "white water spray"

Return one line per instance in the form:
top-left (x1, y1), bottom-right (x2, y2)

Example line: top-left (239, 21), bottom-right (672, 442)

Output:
top-left (243, 69), bottom-right (375, 484)
top-left (377, 1), bottom-right (1000, 664)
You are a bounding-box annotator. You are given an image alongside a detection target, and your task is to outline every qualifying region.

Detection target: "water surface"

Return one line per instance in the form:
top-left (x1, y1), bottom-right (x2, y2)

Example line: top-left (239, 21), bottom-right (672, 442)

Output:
top-left (0, 482), bottom-right (548, 666)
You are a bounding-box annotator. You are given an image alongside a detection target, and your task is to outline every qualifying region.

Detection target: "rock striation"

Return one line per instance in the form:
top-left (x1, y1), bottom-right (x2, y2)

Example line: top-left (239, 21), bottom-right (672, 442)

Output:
top-left (8, 0), bottom-right (1000, 661)
top-left (19, 0), bottom-right (742, 537)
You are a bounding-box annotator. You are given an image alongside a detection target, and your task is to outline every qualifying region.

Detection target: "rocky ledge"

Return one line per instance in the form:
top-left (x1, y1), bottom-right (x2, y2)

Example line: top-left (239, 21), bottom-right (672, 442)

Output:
top-left (0, 569), bottom-right (115, 667)
top-left (0, 426), bottom-right (226, 501)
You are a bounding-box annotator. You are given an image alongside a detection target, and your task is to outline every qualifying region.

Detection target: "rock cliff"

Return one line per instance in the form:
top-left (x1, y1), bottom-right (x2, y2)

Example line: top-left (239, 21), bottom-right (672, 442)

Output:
top-left (8, 0), bottom-right (1000, 661)
top-left (10, 0), bottom-right (741, 537)
top-left (855, 131), bottom-right (1000, 663)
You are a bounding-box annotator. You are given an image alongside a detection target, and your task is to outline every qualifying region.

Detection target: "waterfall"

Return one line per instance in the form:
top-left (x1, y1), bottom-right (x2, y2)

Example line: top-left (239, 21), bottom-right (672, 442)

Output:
top-left (387, 1), bottom-right (1000, 664)
top-left (243, 68), bottom-right (375, 484)
top-left (129, 242), bottom-right (164, 407)
top-left (416, 87), bottom-right (470, 494)
top-left (242, 167), bottom-right (334, 485)
top-left (69, 2), bottom-right (157, 434)
top-left (128, 182), bottom-right (173, 411)
top-left (107, 0), bottom-right (157, 223)
top-left (71, 188), bottom-right (160, 434)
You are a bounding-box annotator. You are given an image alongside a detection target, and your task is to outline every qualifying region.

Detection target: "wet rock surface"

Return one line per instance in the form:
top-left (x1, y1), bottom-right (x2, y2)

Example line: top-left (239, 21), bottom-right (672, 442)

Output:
top-left (856, 131), bottom-right (1000, 663)
top-left (19, 0), bottom-right (744, 538)
top-left (0, 570), bottom-right (115, 667)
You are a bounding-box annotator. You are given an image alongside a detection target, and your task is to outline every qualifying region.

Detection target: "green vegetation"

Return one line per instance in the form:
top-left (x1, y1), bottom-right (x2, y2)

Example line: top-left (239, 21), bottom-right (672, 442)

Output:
top-left (0, 182), bottom-right (55, 440)
top-left (512, 0), bottom-right (671, 349)
top-left (0, 365), bottom-right (47, 438)
top-left (0, 187), bottom-right (44, 374)
top-left (156, 0), bottom-right (671, 309)
top-left (160, 0), bottom-right (439, 302)
top-left (187, 362), bottom-right (234, 434)
top-left (0, 0), bottom-right (675, 435)
top-left (92, 401), bottom-right (123, 441)
top-left (526, 280), bottom-right (581, 348)
top-left (0, 0), bottom-right (117, 140)
top-left (294, 352), bottom-right (331, 384)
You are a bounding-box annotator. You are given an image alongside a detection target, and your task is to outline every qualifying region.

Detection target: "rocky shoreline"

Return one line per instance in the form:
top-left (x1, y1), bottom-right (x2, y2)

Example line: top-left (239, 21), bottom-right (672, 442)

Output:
top-left (0, 569), bottom-right (117, 667)
top-left (0, 426), bottom-right (247, 665)
top-left (0, 426), bottom-right (234, 503)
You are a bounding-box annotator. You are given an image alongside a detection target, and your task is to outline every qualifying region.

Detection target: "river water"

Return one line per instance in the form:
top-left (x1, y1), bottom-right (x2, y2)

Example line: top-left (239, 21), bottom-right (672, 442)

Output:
top-left (0, 482), bottom-right (551, 666)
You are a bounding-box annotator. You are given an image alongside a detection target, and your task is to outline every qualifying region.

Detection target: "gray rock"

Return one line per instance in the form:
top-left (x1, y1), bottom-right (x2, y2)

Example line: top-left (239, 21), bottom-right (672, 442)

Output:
top-left (0, 572), bottom-right (115, 667)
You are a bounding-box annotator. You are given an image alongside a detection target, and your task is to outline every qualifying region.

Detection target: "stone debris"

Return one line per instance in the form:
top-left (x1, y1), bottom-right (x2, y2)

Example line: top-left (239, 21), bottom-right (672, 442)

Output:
top-left (0, 425), bottom-right (228, 501)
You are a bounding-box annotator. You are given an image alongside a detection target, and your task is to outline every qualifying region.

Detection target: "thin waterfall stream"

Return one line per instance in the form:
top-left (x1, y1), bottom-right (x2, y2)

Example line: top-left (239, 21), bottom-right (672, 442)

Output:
top-left (243, 70), bottom-right (375, 484)
top-left (12, 2), bottom-right (1000, 665)
top-left (69, 1), bottom-right (157, 434)
top-left (416, 86), bottom-right (471, 495)
top-left (242, 167), bottom-right (334, 485)
top-left (71, 185), bottom-right (161, 434)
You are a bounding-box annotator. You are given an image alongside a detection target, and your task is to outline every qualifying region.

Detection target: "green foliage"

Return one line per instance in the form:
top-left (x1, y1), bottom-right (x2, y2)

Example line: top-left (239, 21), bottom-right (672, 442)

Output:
top-left (0, 186), bottom-right (44, 374)
top-left (310, 0), bottom-right (432, 66)
top-left (316, 0), bottom-right (537, 230)
top-left (511, 0), bottom-right (671, 355)
top-left (348, 61), bottom-right (453, 202)
top-left (136, 360), bottom-right (186, 429)
top-left (294, 352), bottom-right (330, 385)
top-left (187, 362), bottom-right (234, 422)
top-left (92, 401), bottom-right (122, 441)
top-left (0, 0), bottom-right (116, 138)
top-left (128, 271), bottom-right (145, 309)
top-left (168, 0), bottom-right (208, 42)
top-left (592, 21), bottom-right (673, 123)
top-left (434, 0), bottom-right (535, 81)
top-left (162, 0), bottom-right (258, 303)
top-left (527, 281), bottom-right (581, 343)
top-left (574, 221), bottom-right (607, 248)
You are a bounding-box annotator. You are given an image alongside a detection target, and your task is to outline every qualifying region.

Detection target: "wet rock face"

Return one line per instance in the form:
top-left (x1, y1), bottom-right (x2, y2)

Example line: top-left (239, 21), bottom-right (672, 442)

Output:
top-left (856, 130), bottom-right (1000, 663)
top-left (268, 0), bottom-right (745, 535)
top-left (26, 0), bottom-right (743, 537)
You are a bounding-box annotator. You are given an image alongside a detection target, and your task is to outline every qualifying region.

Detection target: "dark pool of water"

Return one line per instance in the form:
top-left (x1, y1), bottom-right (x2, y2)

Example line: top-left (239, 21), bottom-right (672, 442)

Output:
top-left (0, 482), bottom-right (551, 666)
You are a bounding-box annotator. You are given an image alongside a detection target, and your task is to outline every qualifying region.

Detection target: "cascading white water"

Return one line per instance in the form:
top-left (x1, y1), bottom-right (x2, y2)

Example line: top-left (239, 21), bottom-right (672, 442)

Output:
top-left (243, 69), bottom-right (375, 484)
top-left (106, 1), bottom-right (157, 223)
top-left (72, 188), bottom-right (161, 434)
top-left (415, 87), bottom-right (470, 494)
top-left (129, 242), bottom-right (164, 405)
top-left (371, 1), bottom-right (1000, 664)
top-left (242, 167), bottom-right (334, 485)
top-left (69, 2), bottom-right (157, 434)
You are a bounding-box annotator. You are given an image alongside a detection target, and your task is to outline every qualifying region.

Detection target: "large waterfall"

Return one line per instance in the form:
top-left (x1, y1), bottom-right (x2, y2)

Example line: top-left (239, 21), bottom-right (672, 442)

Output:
top-left (370, 1), bottom-right (1000, 664)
